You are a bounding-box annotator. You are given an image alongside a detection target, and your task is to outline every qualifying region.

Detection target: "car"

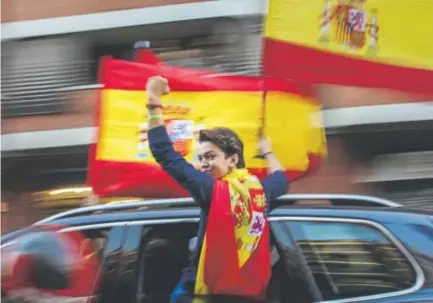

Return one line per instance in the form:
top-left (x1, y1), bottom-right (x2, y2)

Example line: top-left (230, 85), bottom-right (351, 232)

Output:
top-left (2, 194), bottom-right (433, 303)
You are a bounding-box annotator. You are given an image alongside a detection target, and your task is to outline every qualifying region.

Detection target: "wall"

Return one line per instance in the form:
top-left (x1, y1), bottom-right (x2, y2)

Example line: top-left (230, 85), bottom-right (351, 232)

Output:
top-left (1, 0), bottom-right (207, 22)
top-left (1, 89), bottom-right (97, 134)
top-left (291, 138), bottom-right (376, 194)
top-left (319, 85), bottom-right (433, 108)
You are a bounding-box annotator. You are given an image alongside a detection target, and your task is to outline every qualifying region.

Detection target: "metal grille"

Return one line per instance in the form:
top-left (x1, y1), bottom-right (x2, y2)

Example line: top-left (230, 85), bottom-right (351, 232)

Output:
top-left (1, 37), bottom-right (91, 117)
top-left (387, 189), bottom-right (433, 210)
top-left (147, 18), bottom-right (264, 75)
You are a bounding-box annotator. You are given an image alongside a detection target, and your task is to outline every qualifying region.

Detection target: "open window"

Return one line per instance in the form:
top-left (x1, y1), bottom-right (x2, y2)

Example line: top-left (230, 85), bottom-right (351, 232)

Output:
top-left (136, 222), bottom-right (199, 303)
top-left (133, 219), bottom-right (318, 303)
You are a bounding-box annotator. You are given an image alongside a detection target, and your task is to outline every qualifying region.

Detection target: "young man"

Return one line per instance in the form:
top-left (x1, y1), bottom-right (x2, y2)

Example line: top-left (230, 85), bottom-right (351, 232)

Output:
top-left (146, 76), bottom-right (289, 303)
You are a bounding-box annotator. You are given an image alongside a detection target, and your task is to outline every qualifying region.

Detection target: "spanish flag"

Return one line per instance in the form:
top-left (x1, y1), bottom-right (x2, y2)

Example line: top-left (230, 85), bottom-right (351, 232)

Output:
top-left (88, 57), bottom-right (326, 197)
top-left (195, 169), bottom-right (270, 298)
top-left (264, 0), bottom-right (433, 95)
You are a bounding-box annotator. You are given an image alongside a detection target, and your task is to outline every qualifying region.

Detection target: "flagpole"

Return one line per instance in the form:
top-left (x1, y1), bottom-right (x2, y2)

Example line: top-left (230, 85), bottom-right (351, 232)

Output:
top-left (255, 20), bottom-right (269, 159)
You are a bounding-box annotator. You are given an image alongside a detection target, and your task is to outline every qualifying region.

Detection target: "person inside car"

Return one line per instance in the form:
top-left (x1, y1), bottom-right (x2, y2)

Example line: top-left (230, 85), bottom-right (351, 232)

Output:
top-left (145, 76), bottom-right (289, 303)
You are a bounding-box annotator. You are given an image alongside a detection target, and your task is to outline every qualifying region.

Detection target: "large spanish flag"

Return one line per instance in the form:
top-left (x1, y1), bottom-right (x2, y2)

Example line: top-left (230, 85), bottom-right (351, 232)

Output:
top-left (264, 0), bottom-right (433, 95)
top-left (88, 57), bottom-right (326, 197)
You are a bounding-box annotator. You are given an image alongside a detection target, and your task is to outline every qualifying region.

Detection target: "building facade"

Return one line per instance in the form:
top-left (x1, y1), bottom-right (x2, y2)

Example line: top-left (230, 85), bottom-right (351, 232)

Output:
top-left (2, 0), bottom-right (432, 233)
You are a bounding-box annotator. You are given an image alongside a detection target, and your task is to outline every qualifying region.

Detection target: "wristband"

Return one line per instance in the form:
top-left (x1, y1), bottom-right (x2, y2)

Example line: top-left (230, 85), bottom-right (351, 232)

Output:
top-left (146, 104), bottom-right (163, 110)
top-left (255, 151), bottom-right (272, 159)
top-left (148, 114), bottom-right (163, 121)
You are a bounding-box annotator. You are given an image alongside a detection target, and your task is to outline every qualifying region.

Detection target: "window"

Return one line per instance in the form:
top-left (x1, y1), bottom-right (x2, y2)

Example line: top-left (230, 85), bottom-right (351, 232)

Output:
top-left (287, 220), bottom-right (418, 301)
top-left (76, 226), bottom-right (125, 303)
top-left (90, 44), bottom-right (134, 82)
top-left (134, 221), bottom-right (316, 303)
top-left (2, 38), bottom-right (90, 117)
top-left (267, 222), bottom-right (318, 303)
top-left (136, 222), bottom-right (199, 303)
top-left (77, 227), bottom-right (112, 261)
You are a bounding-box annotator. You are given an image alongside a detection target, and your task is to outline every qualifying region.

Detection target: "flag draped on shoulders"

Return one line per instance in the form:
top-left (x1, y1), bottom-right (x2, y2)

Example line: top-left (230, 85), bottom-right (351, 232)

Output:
top-left (195, 169), bottom-right (270, 299)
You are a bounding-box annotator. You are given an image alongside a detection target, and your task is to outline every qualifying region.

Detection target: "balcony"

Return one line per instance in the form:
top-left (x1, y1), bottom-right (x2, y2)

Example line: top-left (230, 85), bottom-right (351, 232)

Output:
top-left (1, 0), bottom-right (209, 23)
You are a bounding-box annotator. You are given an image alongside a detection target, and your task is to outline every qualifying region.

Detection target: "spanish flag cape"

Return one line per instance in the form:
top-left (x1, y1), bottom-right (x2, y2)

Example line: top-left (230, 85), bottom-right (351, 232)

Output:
top-left (195, 169), bottom-right (271, 299)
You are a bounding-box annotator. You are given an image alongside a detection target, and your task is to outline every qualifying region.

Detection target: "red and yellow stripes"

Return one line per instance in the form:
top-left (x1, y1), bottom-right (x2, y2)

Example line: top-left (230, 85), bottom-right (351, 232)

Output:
top-left (89, 57), bottom-right (326, 197)
top-left (195, 170), bottom-right (271, 298)
top-left (263, 0), bottom-right (433, 95)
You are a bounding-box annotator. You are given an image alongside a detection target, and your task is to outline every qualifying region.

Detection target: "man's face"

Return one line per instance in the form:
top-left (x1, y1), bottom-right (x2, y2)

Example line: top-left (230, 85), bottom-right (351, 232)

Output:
top-left (197, 141), bottom-right (239, 179)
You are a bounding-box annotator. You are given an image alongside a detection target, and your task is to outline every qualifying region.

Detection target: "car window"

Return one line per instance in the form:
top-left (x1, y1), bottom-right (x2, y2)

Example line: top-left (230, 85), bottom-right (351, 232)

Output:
top-left (286, 220), bottom-right (418, 301)
top-left (129, 220), bottom-right (325, 303)
top-left (78, 227), bottom-right (112, 261)
top-left (269, 221), bottom-right (323, 303)
top-left (79, 226), bottom-right (125, 303)
top-left (135, 222), bottom-right (198, 303)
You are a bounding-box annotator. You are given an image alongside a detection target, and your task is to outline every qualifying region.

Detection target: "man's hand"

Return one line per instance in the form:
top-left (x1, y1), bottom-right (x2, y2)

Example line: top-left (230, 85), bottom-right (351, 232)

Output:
top-left (259, 137), bottom-right (284, 174)
top-left (259, 137), bottom-right (272, 155)
top-left (146, 76), bottom-right (170, 103)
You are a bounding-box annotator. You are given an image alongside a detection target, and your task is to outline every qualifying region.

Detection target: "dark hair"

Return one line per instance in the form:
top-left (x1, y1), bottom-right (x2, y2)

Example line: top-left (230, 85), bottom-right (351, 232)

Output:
top-left (198, 127), bottom-right (245, 168)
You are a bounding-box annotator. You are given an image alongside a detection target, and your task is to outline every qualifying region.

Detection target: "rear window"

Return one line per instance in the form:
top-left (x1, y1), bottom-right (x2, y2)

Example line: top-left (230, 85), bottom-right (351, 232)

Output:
top-left (287, 220), bottom-right (418, 301)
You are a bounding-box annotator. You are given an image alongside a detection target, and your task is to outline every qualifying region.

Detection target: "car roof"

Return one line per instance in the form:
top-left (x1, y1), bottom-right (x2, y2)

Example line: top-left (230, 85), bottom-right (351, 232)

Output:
top-left (3, 195), bottom-right (431, 240)
top-left (37, 193), bottom-right (401, 224)
top-left (47, 204), bottom-right (433, 229)
top-left (22, 193), bottom-right (430, 229)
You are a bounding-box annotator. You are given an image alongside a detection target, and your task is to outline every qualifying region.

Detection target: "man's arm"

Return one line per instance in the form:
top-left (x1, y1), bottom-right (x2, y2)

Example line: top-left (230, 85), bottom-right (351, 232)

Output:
top-left (146, 76), bottom-right (214, 210)
top-left (258, 137), bottom-right (289, 203)
top-left (148, 127), bottom-right (214, 210)
top-left (261, 171), bottom-right (289, 203)
top-left (264, 153), bottom-right (285, 175)
top-left (259, 137), bottom-right (285, 175)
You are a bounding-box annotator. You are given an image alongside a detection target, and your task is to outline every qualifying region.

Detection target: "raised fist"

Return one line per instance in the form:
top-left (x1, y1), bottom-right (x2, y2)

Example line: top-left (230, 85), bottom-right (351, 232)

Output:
top-left (146, 76), bottom-right (170, 100)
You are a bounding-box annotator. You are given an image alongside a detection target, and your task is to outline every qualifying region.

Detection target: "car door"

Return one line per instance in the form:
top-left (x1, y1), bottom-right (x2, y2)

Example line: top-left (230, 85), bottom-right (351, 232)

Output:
top-left (113, 218), bottom-right (199, 303)
top-left (268, 218), bottom-right (323, 303)
top-left (272, 216), bottom-right (424, 303)
top-left (58, 223), bottom-right (128, 303)
top-left (116, 215), bottom-right (326, 303)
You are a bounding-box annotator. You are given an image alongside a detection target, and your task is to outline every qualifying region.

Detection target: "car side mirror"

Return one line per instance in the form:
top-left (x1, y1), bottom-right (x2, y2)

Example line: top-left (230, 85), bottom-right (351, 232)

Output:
top-left (28, 252), bottom-right (69, 290)
top-left (2, 230), bottom-right (70, 291)
top-left (2, 226), bottom-right (101, 302)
